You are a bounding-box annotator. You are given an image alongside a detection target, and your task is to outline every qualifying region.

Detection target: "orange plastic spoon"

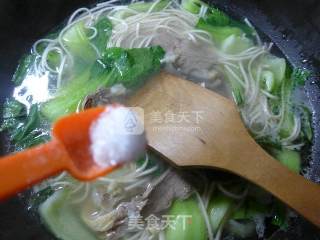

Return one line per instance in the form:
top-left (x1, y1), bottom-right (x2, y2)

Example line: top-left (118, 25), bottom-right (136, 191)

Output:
top-left (0, 106), bottom-right (117, 199)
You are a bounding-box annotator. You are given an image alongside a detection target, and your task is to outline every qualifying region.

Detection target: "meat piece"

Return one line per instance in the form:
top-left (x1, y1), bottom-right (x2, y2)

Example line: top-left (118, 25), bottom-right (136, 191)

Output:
top-left (142, 169), bottom-right (193, 217)
top-left (82, 84), bottom-right (127, 110)
top-left (152, 30), bottom-right (218, 77)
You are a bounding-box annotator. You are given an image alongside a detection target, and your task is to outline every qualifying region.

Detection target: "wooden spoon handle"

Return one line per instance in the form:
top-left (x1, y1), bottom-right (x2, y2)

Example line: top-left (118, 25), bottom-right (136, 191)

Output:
top-left (0, 140), bottom-right (67, 199)
top-left (232, 145), bottom-right (320, 227)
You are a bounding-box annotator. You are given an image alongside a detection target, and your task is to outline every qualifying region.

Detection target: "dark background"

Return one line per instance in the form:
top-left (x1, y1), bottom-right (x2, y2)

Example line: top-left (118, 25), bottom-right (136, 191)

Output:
top-left (0, 0), bottom-right (319, 239)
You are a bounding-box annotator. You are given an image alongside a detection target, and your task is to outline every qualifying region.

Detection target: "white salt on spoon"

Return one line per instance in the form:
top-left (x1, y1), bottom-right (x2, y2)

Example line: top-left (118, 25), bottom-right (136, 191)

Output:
top-left (90, 105), bottom-right (146, 167)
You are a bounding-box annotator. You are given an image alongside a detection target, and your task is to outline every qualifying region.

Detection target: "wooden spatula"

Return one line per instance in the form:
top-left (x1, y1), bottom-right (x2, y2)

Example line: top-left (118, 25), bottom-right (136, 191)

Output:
top-left (128, 71), bottom-right (320, 227)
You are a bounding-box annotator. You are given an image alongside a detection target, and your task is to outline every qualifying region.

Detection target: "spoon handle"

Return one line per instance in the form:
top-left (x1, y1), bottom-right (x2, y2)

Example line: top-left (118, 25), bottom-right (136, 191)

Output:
top-left (231, 144), bottom-right (320, 227)
top-left (0, 140), bottom-right (67, 200)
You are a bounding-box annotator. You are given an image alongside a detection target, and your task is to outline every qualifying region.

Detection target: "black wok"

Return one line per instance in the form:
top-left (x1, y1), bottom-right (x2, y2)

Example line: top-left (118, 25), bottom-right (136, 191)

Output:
top-left (0, 0), bottom-right (319, 239)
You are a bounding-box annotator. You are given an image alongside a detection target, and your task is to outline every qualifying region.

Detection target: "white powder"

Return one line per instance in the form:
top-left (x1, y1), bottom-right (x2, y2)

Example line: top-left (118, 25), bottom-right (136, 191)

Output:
top-left (90, 106), bottom-right (146, 167)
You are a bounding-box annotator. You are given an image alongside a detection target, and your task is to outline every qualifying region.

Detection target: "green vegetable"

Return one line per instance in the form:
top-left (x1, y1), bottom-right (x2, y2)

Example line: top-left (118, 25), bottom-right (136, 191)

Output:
top-left (41, 46), bottom-right (165, 121)
top-left (260, 70), bottom-right (275, 92)
top-left (40, 189), bottom-right (97, 240)
top-left (94, 46), bottom-right (165, 88)
top-left (300, 106), bottom-right (313, 142)
top-left (220, 34), bottom-right (253, 54)
top-left (181, 0), bottom-right (204, 14)
top-left (231, 199), bottom-right (268, 220)
top-left (229, 21), bottom-right (255, 39)
top-left (270, 148), bottom-right (301, 173)
top-left (47, 52), bottom-right (61, 70)
top-left (228, 198), bottom-right (267, 238)
top-left (1, 99), bottom-right (49, 151)
top-left (29, 187), bottom-right (54, 210)
top-left (205, 7), bottom-right (254, 37)
top-left (277, 75), bottom-right (295, 139)
top-left (1, 98), bottom-right (26, 130)
top-left (32, 33), bottom-right (61, 70)
top-left (257, 136), bottom-right (282, 150)
top-left (277, 68), bottom-right (312, 141)
top-left (208, 193), bottom-right (234, 234)
top-left (271, 201), bottom-right (289, 230)
top-left (222, 67), bottom-right (244, 106)
top-left (197, 18), bottom-right (243, 45)
top-left (195, 5), bottom-right (255, 44)
top-left (260, 55), bottom-right (286, 93)
top-left (291, 68), bottom-right (310, 88)
top-left (279, 111), bottom-right (295, 140)
top-left (42, 70), bottom-right (91, 122)
top-left (91, 17), bottom-right (113, 53)
top-left (205, 7), bottom-right (230, 26)
top-left (12, 54), bottom-right (36, 86)
top-left (165, 196), bottom-right (207, 240)
top-left (280, 67), bottom-right (309, 97)
top-left (11, 105), bottom-right (40, 141)
top-left (62, 21), bottom-right (97, 65)
top-left (193, 3), bottom-right (256, 48)
top-left (231, 84), bottom-right (244, 106)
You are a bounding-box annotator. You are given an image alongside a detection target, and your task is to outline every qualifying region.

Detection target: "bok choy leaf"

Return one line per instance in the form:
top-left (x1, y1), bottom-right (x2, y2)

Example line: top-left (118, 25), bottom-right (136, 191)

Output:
top-left (41, 46), bottom-right (165, 121)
